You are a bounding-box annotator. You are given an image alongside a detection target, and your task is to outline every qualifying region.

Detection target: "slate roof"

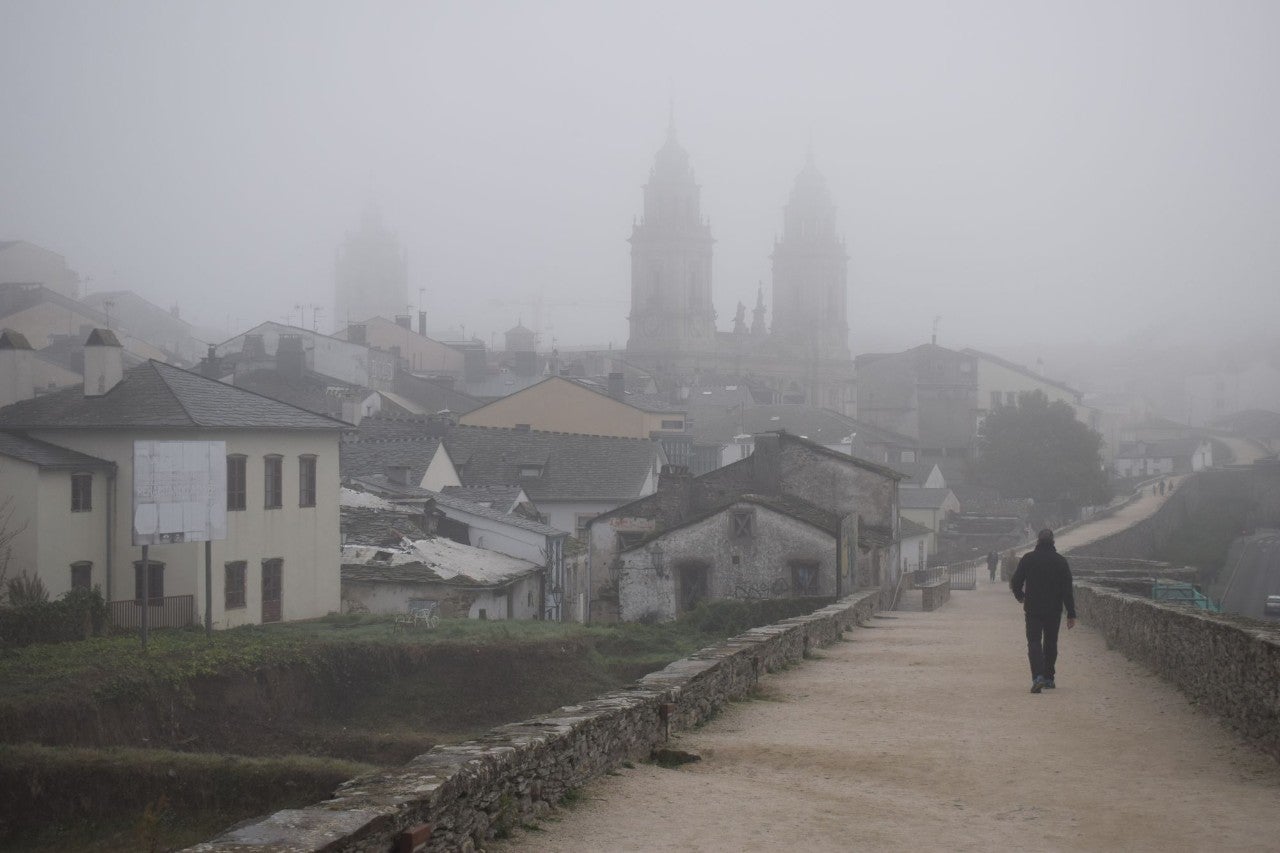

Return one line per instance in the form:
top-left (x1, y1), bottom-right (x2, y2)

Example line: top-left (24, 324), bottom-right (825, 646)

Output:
top-left (341, 505), bottom-right (429, 547)
top-left (0, 360), bottom-right (348, 430)
top-left (429, 489), bottom-right (565, 537)
top-left (775, 431), bottom-right (905, 481)
top-left (439, 485), bottom-right (526, 512)
top-left (393, 372), bottom-right (483, 415)
top-left (690, 404), bottom-right (859, 445)
top-left (339, 437), bottom-right (444, 483)
top-left (622, 492), bottom-right (841, 553)
top-left (233, 368), bottom-right (364, 418)
top-left (0, 431), bottom-right (114, 469)
top-left (899, 518), bottom-right (934, 539)
top-left (899, 487), bottom-right (956, 510)
top-left (442, 424), bottom-right (661, 502)
top-left (342, 535), bottom-right (540, 586)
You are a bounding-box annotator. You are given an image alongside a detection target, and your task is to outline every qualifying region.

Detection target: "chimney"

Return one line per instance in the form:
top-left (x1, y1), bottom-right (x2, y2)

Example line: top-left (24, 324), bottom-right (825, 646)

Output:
top-left (348, 323), bottom-right (367, 345)
top-left (341, 398), bottom-right (364, 426)
top-left (83, 328), bottom-right (124, 397)
top-left (751, 433), bottom-right (783, 494)
top-left (418, 311), bottom-right (428, 336)
top-left (395, 314), bottom-right (412, 330)
top-left (656, 464), bottom-right (693, 521)
top-left (608, 372), bottom-right (626, 401)
top-left (276, 334), bottom-right (306, 379)
top-left (0, 329), bottom-right (35, 407)
top-left (200, 344), bottom-right (223, 379)
top-left (242, 333), bottom-right (268, 361)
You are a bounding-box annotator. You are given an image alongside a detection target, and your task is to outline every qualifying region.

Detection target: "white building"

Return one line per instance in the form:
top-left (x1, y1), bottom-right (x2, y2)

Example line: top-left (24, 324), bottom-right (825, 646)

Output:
top-left (0, 331), bottom-right (347, 627)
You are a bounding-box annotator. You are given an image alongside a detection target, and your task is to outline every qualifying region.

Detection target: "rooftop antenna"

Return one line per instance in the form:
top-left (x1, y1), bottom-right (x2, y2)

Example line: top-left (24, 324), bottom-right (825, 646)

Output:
top-left (932, 315), bottom-right (941, 346)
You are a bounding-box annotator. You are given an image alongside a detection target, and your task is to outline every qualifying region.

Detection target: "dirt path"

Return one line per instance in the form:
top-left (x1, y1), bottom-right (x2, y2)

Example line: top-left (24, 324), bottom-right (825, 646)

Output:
top-left (495, 494), bottom-right (1280, 852)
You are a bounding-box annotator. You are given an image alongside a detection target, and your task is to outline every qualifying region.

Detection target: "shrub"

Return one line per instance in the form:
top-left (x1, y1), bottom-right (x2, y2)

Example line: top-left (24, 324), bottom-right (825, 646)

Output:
top-left (0, 587), bottom-right (107, 647)
top-left (7, 571), bottom-right (49, 606)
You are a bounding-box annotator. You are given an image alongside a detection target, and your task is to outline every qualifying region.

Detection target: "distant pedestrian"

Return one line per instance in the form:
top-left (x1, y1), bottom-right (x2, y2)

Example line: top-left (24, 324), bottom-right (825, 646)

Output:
top-left (1010, 528), bottom-right (1076, 693)
top-left (1159, 480), bottom-right (1166, 496)
top-left (987, 550), bottom-right (999, 582)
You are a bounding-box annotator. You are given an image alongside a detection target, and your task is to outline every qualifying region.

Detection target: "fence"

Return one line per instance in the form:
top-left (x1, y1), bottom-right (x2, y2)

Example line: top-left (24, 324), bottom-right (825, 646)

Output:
top-left (946, 558), bottom-right (981, 590)
top-left (108, 595), bottom-right (196, 630)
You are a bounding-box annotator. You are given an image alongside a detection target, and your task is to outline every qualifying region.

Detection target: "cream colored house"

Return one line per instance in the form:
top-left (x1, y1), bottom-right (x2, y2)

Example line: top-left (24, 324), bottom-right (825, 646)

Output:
top-left (899, 487), bottom-right (959, 553)
top-left (965, 348), bottom-right (1098, 429)
top-left (335, 316), bottom-right (465, 376)
top-left (0, 334), bottom-right (347, 628)
top-left (459, 376), bottom-right (686, 438)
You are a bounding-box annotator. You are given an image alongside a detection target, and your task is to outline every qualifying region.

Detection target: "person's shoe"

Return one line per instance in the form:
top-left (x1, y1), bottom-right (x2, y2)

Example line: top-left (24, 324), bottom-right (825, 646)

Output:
top-left (1030, 677), bottom-right (1044, 694)
top-left (1043, 678), bottom-right (1056, 689)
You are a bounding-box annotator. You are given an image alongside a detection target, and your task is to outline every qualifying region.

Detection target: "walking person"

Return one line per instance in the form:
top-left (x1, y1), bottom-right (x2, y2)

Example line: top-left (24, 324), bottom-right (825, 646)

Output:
top-left (1010, 528), bottom-right (1076, 693)
top-left (987, 550), bottom-right (999, 582)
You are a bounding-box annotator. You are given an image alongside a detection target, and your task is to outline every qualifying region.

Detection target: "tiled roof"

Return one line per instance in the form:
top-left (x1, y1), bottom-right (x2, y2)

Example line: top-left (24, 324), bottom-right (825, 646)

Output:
top-left (439, 484), bottom-right (526, 511)
top-left (443, 424), bottom-right (660, 502)
top-left (339, 437), bottom-right (444, 484)
top-left (899, 518), bottom-right (934, 539)
top-left (899, 488), bottom-right (955, 510)
top-left (340, 505), bottom-right (429, 547)
top-left (623, 492), bottom-right (841, 552)
top-left (0, 361), bottom-right (347, 430)
top-left (393, 372), bottom-right (483, 415)
top-left (0, 431), bottom-right (114, 469)
top-left (233, 368), bottom-right (363, 418)
top-left (429, 489), bottom-right (565, 537)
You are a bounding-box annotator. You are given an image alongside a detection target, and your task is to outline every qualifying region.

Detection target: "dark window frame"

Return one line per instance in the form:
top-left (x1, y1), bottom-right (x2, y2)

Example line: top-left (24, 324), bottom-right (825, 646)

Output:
top-left (71, 471), bottom-right (93, 512)
top-left (731, 509), bottom-right (754, 539)
top-left (298, 454), bottom-right (317, 508)
top-left (133, 560), bottom-right (165, 602)
top-left (70, 561), bottom-right (92, 590)
top-left (227, 455), bottom-right (247, 511)
top-left (225, 560), bottom-right (247, 609)
top-left (263, 454), bottom-right (283, 509)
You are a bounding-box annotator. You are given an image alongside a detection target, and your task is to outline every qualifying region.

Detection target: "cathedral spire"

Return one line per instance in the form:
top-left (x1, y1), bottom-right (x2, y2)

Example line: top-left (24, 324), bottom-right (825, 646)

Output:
top-left (751, 283), bottom-right (767, 336)
top-left (667, 96), bottom-right (677, 142)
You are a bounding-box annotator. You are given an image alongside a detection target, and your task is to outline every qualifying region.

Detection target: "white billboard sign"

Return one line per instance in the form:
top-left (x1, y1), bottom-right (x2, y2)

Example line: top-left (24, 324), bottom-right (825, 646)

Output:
top-left (132, 441), bottom-right (228, 545)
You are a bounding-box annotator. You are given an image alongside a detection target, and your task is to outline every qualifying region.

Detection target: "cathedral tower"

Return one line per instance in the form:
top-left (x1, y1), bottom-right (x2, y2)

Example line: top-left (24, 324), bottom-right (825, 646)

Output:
top-left (770, 152), bottom-right (849, 362)
top-left (626, 115), bottom-right (716, 359)
top-left (334, 203), bottom-right (408, 330)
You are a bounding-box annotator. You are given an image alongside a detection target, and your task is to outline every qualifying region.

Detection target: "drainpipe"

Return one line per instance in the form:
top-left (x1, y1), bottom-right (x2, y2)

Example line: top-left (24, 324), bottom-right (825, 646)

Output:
top-left (105, 463), bottom-right (117, 603)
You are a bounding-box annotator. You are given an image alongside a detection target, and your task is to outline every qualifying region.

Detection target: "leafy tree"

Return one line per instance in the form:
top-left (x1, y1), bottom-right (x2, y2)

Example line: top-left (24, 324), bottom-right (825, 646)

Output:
top-left (976, 390), bottom-right (1111, 507)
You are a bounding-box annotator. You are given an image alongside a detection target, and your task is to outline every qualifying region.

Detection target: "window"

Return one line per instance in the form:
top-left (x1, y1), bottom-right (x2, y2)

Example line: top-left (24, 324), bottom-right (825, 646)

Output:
top-left (617, 531), bottom-right (646, 550)
top-left (264, 455), bottom-right (283, 509)
top-left (298, 455), bottom-right (317, 507)
top-left (71, 472), bottom-right (92, 512)
top-left (227, 455), bottom-right (247, 511)
top-left (70, 561), bottom-right (92, 590)
top-left (133, 560), bottom-right (164, 601)
top-left (661, 419), bottom-right (684, 430)
top-left (575, 513), bottom-right (598, 539)
top-left (225, 561), bottom-right (247, 609)
top-left (791, 561), bottom-right (820, 596)
top-left (731, 510), bottom-right (754, 539)
top-left (1005, 391), bottom-right (1017, 406)
top-left (900, 450), bottom-right (917, 464)
top-left (990, 391), bottom-right (1002, 409)
top-left (520, 464), bottom-right (544, 478)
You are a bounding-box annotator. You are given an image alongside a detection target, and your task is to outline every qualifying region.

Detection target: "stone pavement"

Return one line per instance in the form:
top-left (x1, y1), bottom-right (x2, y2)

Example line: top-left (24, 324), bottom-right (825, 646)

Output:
top-left (495, 484), bottom-right (1280, 852)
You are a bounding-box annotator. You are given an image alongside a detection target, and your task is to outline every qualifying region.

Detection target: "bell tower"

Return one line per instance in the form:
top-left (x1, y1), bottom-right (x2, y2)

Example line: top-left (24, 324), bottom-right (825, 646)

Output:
top-left (770, 151), bottom-right (849, 362)
top-left (626, 111), bottom-right (716, 359)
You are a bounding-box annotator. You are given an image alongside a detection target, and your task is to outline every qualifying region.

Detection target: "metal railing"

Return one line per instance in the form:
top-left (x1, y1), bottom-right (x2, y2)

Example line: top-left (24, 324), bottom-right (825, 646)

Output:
top-left (109, 595), bottom-right (196, 630)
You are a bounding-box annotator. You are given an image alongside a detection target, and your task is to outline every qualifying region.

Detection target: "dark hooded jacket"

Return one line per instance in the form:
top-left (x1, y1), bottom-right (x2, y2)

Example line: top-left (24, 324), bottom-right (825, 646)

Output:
top-left (1010, 541), bottom-right (1076, 619)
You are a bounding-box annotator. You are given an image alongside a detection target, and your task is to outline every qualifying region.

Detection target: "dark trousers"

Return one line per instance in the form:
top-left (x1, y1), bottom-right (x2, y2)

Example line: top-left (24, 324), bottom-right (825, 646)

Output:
top-left (1025, 612), bottom-right (1062, 680)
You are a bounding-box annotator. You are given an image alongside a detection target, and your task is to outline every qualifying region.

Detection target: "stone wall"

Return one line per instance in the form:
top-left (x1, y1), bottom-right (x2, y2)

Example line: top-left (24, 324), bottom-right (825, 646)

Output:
top-left (187, 590), bottom-right (881, 853)
top-left (1075, 583), bottom-right (1280, 760)
top-left (921, 578), bottom-right (950, 612)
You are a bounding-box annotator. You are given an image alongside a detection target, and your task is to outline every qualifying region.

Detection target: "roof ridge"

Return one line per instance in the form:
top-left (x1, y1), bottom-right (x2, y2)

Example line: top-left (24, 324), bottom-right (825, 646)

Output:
top-left (151, 360), bottom-right (350, 428)
top-left (453, 423), bottom-right (653, 441)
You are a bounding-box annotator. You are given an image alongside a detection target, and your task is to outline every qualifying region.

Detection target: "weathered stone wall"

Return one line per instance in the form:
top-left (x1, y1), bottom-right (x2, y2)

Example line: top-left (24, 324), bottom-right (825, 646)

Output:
top-left (1075, 583), bottom-right (1280, 760)
top-left (187, 590), bottom-right (881, 853)
top-left (921, 578), bottom-right (951, 611)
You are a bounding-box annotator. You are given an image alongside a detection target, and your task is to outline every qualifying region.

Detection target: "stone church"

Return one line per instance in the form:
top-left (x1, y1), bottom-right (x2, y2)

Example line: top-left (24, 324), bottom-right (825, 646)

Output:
top-left (624, 119), bottom-right (855, 413)
top-left (333, 203), bottom-right (409, 332)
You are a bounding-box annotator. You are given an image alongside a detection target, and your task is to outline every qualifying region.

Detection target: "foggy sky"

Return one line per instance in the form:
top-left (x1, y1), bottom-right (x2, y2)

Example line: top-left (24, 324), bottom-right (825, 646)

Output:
top-left (2, 0), bottom-right (1278, 354)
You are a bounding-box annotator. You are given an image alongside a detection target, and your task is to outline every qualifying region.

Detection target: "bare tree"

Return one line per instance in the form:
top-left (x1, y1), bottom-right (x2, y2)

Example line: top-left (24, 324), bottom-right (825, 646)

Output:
top-left (0, 494), bottom-right (29, 607)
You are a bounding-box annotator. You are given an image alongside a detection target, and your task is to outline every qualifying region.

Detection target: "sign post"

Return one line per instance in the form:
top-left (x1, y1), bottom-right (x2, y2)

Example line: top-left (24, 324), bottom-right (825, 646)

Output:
top-left (132, 441), bottom-right (227, 648)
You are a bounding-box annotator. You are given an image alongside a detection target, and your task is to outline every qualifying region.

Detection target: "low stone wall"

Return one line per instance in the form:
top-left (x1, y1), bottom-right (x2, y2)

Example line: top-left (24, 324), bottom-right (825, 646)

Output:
top-left (921, 578), bottom-right (951, 612)
top-left (188, 590), bottom-right (881, 852)
top-left (1074, 583), bottom-right (1280, 760)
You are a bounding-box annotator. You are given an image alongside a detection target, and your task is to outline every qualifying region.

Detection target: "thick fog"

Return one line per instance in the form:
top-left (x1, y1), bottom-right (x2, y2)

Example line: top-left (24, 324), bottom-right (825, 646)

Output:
top-left (2, 0), bottom-right (1278, 354)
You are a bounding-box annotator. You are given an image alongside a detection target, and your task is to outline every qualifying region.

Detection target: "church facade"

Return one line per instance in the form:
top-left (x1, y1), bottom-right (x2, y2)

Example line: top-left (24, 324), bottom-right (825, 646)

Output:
top-left (624, 122), bottom-right (855, 413)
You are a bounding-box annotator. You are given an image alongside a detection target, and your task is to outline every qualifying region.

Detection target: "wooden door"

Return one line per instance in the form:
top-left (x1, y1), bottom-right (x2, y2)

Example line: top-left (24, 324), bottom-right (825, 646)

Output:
top-left (262, 559), bottom-right (282, 623)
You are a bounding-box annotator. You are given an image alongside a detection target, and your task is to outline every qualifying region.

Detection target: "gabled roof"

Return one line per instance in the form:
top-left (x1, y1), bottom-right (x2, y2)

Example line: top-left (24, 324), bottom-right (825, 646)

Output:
top-left (899, 487), bottom-right (956, 510)
top-left (440, 484), bottom-right (527, 512)
top-left (621, 493), bottom-right (841, 553)
top-left (899, 517), bottom-right (933, 539)
top-left (0, 432), bottom-right (114, 469)
top-left (774, 430), bottom-right (905, 481)
top-left (0, 361), bottom-right (347, 430)
top-left (339, 437), bottom-right (445, 484)
top-left (962, 348), bottom-right (1082, 398)
top-left (443, 424), bottom-right (661, 502)
top-left (429, 488), bottom-right (564, 537)
top-left (233, 368), bottom-right (366, 418)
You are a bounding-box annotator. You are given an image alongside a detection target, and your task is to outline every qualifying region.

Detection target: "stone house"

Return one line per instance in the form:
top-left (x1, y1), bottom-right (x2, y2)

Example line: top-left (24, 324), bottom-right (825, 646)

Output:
top-left (0, 331), bottom-right (346, 627)
top-left (588, 431), bottom-right (902, 623)
top-left (1113, 438), bottom-right (1213, 478)
top-left (616, 494), bottom-right (841, 622)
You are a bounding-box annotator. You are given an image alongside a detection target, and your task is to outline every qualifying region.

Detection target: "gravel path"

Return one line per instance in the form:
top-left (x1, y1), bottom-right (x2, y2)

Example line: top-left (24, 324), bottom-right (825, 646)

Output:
top-left (495, 484), bottom-right (1280, 852)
